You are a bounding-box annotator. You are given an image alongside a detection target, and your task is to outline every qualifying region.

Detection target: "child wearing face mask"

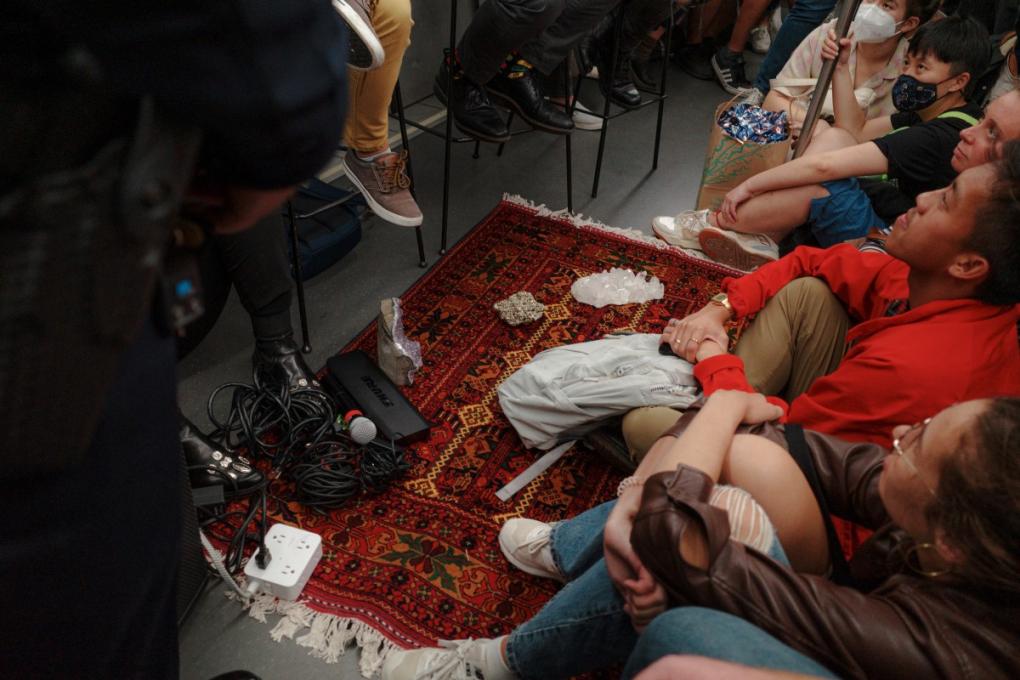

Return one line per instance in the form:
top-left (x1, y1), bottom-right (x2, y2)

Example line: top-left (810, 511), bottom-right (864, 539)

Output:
top-left (762, 0), bottom-right (941, 133)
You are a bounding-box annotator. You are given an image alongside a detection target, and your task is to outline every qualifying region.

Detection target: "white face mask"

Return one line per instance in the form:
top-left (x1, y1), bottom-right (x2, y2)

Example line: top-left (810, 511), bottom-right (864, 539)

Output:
top-left (852, 3), bottom-right (901, 43)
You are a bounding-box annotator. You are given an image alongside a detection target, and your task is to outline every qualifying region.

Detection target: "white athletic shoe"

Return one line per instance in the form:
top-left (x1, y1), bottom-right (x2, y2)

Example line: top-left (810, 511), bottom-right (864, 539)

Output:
top-left (750, 25), bottom-right (772, 55)
top-left (570, 101), bottom-right (603, 131)
top-left (498, 518), bottom-right (563, 581)
top-left (651, 209), bottom-right (711, 250)
top-left (698, 225), bottom-right (779, 271)
top-left (382, 638), bottom-right (510, 680)
top-left (332, 0), bottom-right (385, 71)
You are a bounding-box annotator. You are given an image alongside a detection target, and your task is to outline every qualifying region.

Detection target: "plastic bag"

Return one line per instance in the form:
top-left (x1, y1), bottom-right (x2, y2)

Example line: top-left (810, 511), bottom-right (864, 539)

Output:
top-left (570, 268), bottom-right (664, 308)
top-left (377, 298), bottom-right (422, 386)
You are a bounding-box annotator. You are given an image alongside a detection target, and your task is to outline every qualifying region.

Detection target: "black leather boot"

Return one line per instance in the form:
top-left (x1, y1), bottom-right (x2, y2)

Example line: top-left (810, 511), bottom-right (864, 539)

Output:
top-left (486, 60), bottom-right (574, 134)
top-left (252, 333), bottom-right (319, 390)
top-left (593, 28), bottom-right (642, 109)
top-left (180, 416), bottom-right (264, 498)
top-left (433, 50), bottom-right (511, 143)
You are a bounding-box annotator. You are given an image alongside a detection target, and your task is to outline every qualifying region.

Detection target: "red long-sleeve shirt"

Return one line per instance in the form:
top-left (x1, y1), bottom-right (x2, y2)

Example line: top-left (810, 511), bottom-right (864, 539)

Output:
top-left (695, 245), bottom-right (1020, 446)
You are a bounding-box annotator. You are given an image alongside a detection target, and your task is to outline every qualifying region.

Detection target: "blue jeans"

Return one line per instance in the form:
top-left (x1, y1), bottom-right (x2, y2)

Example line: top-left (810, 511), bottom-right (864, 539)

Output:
top-left (753, 0), bottom-right (837, 93)
top-left (809, 178), bottom-right (887, 246)
top-left (504, 501), bottom-right (836, 680)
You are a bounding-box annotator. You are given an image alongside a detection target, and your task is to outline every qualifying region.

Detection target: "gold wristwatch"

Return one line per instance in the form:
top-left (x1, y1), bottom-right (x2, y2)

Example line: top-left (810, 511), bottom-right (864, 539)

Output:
top-left (710, 292), bottom-right (733, 315)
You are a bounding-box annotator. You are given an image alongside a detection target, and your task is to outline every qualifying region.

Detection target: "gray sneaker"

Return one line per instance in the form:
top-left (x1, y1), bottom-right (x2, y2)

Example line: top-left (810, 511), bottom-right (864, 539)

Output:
top-left (332, 0), bottom-right (384, 71)
top-left (342, 151), bottom-right (423, 227)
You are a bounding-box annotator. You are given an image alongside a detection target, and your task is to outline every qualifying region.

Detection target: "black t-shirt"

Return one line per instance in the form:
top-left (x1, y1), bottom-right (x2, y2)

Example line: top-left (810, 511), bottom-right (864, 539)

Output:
top-left (865, 102), bottom-right (982, 222)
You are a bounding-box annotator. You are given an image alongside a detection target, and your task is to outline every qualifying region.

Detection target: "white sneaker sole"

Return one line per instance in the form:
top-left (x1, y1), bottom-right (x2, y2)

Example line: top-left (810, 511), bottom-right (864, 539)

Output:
top-left (332, 0), bottom-right (385, 72)
top-left (341, 155), bottom-right (424, 227)
top-left (651, 218), bottom-right (701, 250)
top-left (498, 525), bottom-right (565, 582)
top-left (699, 228), bottom-right (777, 271)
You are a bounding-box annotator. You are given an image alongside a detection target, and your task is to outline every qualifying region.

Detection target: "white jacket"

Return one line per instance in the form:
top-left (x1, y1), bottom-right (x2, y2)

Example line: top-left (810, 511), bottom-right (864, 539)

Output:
top-left (498, 333), bottom-right (701, 450)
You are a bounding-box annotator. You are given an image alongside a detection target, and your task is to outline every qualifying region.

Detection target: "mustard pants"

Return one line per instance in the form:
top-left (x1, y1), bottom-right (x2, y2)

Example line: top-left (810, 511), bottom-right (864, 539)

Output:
top-left (344, 0), bottom-right (413, 154)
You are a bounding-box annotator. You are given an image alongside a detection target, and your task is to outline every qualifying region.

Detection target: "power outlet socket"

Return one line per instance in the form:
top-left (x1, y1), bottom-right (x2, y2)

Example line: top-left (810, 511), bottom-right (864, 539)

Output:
top-left (243, 523), bottom-right (322, 601)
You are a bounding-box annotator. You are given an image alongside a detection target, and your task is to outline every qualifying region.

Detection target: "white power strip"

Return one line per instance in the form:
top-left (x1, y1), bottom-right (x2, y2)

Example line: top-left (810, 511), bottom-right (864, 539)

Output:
top-left (243, 523), bottom-right (323, 601)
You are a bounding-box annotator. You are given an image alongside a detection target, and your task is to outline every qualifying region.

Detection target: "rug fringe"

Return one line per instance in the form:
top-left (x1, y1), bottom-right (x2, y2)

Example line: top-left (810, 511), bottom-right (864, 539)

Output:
top-left (226, 588), bottom-right (400, 677)
top-left (500, 193), bottom-right (735, 271)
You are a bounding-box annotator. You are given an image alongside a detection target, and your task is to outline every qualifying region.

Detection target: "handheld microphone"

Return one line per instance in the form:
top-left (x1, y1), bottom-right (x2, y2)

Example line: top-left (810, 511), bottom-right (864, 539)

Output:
top-left (337, 408), bottom-right (377, 445)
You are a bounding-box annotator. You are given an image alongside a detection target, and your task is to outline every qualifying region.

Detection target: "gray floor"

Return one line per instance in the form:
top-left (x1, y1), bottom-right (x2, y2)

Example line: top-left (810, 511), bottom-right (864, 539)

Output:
top-left (178, 64), bottom-right (736, 679)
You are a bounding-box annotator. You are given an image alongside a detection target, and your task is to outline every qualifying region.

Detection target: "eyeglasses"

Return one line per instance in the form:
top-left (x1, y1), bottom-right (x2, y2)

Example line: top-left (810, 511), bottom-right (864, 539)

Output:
top-left (892, 417), bottom-right (935, 496)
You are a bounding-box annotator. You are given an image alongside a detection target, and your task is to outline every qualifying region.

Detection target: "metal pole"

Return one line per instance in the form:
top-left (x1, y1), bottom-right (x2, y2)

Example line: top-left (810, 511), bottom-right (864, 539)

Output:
top-left (792, 0), bottom-right (862, 158)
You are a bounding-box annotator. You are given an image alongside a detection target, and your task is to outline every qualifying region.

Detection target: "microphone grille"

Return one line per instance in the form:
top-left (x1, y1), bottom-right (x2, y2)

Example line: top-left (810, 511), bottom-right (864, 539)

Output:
top-left (349, 416), bottom-right (377, 445)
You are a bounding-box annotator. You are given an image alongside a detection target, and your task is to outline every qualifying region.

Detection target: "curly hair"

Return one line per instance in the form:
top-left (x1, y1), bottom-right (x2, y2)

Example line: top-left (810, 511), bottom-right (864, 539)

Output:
top-left (926, 397), bottom-right (1020, 601)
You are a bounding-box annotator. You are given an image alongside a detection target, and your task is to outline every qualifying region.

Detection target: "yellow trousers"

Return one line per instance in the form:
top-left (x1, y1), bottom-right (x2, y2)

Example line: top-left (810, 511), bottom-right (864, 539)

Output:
top-left (344, 0), bottom-right (413, 154)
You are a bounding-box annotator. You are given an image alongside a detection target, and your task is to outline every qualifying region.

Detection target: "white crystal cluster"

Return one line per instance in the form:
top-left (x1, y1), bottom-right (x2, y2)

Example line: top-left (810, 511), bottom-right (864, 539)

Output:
top-left (570, 268), bottom-right (665, 308)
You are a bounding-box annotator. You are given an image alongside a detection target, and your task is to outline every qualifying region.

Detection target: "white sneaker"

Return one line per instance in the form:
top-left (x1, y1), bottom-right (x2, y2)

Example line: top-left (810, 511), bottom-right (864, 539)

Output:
top-left (382, 638), bottom-right (510, 680)
top-left (498, 518), bottom-right (563, 581)
top-left (651, 209), bottom-right (711, 250)
top-left (698, 225), bottom-right (779, 271)
top-left (571, 101), bottom-right (603, 131)
top-left (740, 88), bottom-right (765, 107)
top-left (547, 99), bottom-right (603, 131)
top-left (750, 25), bottom-right (771, 55)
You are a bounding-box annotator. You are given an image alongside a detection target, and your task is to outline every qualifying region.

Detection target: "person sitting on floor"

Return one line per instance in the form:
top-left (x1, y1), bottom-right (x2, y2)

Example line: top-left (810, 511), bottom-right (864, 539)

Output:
top-left (435, 0), bottom-right (623, 143)
top-left (631, 145), bottom-right (1020, 465)
top-left (825, 15), bottom-right (993, 144)
top-left (652, 16), bottom-right (1000, 269)
top-left (380, 390), bottom-right (1020, 680)
top-left (763, 0), bottom-right (941, 131)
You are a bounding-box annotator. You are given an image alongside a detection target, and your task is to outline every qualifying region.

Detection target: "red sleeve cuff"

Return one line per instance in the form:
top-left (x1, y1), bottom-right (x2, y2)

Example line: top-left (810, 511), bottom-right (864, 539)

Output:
top-left (693, 354), bottom-right (753, 394)
top-left (694, 354), bottom-right (790, 421)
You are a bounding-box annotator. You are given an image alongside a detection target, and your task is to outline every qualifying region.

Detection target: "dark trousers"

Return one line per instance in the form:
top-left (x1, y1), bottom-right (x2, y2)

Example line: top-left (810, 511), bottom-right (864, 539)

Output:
top-left (1, 316), bottom-right (181, 679)
top-left (177, 212), bottom-right (294, 358)
top-left (459, 0), bottom-right (622, 83)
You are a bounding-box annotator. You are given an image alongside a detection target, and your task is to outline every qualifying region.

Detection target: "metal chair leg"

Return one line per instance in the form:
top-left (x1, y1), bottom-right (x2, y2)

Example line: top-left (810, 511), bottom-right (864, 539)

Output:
top-left (286, 201), bottom-right (312, 354)
top-left (496, 111), bottom-right (515, 157)
top-left (652, 5), bottom-right (674, 171)
top-left (393, 81), bottom-right (428, 268)
top-left (440, 0), bottom-right (459, 256)
top-left (563, 67), bottom-right (574, 213)
top-left (592, 10), bottom-right (625, 198)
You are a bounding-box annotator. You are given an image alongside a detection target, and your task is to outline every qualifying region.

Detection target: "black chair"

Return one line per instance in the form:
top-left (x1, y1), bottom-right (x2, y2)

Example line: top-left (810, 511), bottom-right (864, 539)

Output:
top-left (582, 0), bottom-right (675, 198)
top-left (390, 0), bottom-right (574, 256)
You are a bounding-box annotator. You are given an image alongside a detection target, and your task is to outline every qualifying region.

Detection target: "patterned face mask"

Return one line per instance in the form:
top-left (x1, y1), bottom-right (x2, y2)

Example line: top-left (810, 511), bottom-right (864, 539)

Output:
top-left (892, 73), bottom-right (949, 112)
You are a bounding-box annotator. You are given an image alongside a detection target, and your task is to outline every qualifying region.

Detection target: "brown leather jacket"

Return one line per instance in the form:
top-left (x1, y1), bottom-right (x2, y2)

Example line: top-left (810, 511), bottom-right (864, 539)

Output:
top-left (630, 417), bottom-right (1019, 680)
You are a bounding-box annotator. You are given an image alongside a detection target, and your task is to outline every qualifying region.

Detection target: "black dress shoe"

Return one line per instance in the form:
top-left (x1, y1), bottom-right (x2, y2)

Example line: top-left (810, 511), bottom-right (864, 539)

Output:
top-left (433, 52), bottom-right (511, 143)
top-left (252, 334), bottom-right (319, 391)
top-left (593, 35), bottom-right (642, 109)
top-left (486, 66), bottom-right (574, 134)
top-left (180, 416), bottom-right (264, 498)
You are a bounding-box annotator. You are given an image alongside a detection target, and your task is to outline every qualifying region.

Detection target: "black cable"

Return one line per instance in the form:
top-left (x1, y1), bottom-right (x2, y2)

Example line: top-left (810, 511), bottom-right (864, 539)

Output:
top-left (197, 374), bottom-right (411, 575)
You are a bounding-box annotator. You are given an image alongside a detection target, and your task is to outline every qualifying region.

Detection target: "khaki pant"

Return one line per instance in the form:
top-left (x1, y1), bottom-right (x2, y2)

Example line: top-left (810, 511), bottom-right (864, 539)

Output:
top-left (622, 278), bottom-right (850, 461)
top-left (344, 0), bottom-right (412, 154)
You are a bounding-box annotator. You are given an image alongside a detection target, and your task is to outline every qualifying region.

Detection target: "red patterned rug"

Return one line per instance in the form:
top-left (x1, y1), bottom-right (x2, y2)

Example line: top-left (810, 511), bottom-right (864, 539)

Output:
top-left (237, 197), bottom-right (740, 674)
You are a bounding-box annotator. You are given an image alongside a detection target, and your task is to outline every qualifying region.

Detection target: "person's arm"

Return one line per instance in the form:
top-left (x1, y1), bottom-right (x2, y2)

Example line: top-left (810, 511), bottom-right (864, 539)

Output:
top-left (823, 32), bottom-right (894, 143)
top-left (603, 392), bottom-right (784, 624)
top-left (630, 465), bottom-right (942, 679)
top-left (722, 243), bottom-right (904, 320)
top-left (720, 142), bottom-right (889, 223)
top-left (660, 244), bottom-right (904, 366)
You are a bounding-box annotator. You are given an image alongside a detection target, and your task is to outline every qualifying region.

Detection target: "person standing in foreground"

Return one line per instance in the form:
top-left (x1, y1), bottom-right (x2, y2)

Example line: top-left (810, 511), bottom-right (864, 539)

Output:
top-left (0, 1), bottom-right (347, 677)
